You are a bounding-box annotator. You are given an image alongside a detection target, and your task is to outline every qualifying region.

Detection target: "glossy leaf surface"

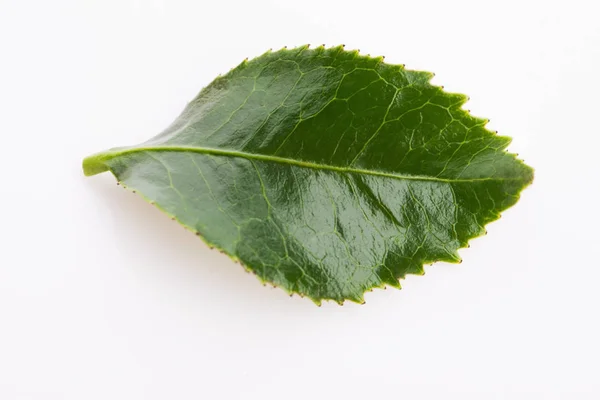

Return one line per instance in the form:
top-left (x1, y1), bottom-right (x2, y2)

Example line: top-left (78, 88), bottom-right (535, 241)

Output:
top-left (83, 45), bottom-right (533, 304)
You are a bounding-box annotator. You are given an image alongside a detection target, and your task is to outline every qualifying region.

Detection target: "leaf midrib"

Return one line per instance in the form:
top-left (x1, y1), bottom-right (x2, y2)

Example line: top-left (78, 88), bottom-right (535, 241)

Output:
top-left (85, 145), bottom-right (527, 183)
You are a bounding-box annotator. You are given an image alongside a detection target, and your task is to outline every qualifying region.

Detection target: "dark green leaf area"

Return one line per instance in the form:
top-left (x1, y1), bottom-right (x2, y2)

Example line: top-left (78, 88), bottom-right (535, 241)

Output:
top-left (84, 45), bottom-right (533, 304)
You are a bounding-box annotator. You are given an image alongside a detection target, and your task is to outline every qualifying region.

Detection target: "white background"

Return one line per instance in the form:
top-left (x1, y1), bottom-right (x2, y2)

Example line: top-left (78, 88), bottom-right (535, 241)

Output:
top-left (1, 0), bottom-right (599, 399)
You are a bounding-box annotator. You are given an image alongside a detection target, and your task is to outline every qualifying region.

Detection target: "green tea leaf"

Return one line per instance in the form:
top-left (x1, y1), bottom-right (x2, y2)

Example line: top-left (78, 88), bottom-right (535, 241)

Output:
top-left (83, 45), bottom-right (533, 305)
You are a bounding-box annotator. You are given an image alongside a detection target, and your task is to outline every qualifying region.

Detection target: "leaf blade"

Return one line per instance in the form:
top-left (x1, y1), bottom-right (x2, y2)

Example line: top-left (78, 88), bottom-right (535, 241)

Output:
top-left (83, 45), bottom-right (533, 303)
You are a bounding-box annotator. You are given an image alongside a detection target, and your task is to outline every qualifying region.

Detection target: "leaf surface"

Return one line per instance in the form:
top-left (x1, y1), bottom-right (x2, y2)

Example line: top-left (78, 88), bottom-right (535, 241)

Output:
top-left (83, 45), bottom-right (533, 304)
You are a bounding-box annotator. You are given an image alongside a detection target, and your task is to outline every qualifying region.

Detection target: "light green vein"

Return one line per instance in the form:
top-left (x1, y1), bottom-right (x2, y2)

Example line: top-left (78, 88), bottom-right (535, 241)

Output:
top-left (83, 145), bottom-right (531, 184)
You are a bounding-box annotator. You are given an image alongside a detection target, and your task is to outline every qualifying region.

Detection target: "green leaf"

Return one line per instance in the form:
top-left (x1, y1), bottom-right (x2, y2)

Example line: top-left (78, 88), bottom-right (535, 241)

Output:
top-left (83, 45), bottom-right (533, 305)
